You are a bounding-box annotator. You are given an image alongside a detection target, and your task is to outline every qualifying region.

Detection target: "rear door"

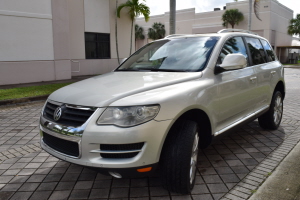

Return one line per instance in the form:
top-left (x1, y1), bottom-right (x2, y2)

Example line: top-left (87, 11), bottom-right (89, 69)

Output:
top-left (244, 37), bottom-right (280, 112)
top-left (258, 39), bottom-right (281, 107)
top-left (215, 36), bottom-right (257, 133)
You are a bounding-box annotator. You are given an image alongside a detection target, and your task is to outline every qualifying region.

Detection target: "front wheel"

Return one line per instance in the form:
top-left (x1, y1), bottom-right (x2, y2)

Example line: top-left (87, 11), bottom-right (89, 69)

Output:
top-left (160, 120), bottom-right (199, 194)
top-left (258, 91), bottom-right (283, 130)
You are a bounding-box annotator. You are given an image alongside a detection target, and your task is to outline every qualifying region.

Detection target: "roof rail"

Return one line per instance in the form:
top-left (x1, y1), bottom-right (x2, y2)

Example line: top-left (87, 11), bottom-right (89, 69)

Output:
top-left (164, 34), bottom-right (191, 38)
top-left (218, 29), bottom-right (258, 35)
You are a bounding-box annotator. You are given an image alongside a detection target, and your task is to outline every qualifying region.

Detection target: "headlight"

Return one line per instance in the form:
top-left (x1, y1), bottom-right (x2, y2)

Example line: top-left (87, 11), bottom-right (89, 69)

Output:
top-left (97, 105), bottom-right (160, 127)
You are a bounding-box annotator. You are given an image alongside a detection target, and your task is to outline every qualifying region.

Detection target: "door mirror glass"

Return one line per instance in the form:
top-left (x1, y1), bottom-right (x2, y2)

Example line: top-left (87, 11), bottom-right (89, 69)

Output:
top-left (219, 53), bottom-right (247, 70)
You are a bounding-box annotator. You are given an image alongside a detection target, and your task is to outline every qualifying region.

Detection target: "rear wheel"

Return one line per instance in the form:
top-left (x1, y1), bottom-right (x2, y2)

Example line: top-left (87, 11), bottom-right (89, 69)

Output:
top-left (258, 91), bottom-right (283, 130)
top-left (160, 120), bottom-right (199, 194)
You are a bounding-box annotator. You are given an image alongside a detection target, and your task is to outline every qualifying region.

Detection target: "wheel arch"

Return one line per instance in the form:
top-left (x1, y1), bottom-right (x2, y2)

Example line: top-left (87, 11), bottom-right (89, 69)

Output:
top-left (275, 81), bottom-right (285, 99)
top-left (159, 109), bottom-right (213, 161)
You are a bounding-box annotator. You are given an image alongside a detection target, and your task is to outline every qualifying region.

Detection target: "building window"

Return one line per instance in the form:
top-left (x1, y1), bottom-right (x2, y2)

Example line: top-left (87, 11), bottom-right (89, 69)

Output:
top-left (85, 33), bottom-right (110, 59)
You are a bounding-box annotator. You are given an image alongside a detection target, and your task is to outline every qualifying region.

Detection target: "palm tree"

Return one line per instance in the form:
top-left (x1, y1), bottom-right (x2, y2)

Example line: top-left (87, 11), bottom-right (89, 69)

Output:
top-left (222, 9), bottom-right (244, 29)
top-left (135, 24), bottom-right (145, 50)
top-left (288, 14), bottom-right (300, 37)
top-left (135, 24), bottom-right (145, 40)
top-left (170, 0), bottom-right (176, 34)
top-left (115, 0), bottom-right (120, 64)
top-left (148, 22), bottom-right (166, 40)
top-left (117, 0), bottom-right (150, 56)
top-left (248, 0), bottom-right (262, 30)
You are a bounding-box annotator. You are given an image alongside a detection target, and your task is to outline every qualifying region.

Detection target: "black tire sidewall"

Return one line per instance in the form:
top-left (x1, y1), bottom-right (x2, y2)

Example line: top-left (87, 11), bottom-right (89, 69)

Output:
top-left (160, 120), bottom-right (199, 194)
top-left (258, 90), bottom-right (283, 130)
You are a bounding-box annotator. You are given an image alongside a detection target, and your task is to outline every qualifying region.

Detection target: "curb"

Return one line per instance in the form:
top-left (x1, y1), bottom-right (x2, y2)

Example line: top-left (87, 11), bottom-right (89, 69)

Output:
top-left (0, 95), bottom-right (48, 106)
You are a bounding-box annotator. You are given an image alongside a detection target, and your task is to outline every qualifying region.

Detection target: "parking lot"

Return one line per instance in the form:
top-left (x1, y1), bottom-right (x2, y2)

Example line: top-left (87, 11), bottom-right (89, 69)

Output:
top-left (0, 68), bottom-right (299, 200)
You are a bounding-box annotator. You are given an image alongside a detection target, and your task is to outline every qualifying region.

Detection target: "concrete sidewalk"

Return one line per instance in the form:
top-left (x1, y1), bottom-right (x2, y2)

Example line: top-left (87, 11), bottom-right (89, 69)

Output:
top-left (250, 139), bottom-right (300, 200)
top-left (284, 64), bottom-right (300, 68)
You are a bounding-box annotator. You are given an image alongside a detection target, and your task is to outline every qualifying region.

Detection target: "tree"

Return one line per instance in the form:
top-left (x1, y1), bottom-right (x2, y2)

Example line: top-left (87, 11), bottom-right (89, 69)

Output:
top-left (135, 24), bottom-right (145, 40)
top-left (288, 14), bottom-right (300, 37)
top-left (117, 0), bottom-right (150, 56)
top-left (135, 24), bottom-right (145, 50)
top-left (147, 22), bottom-right (166, 40)
top-left (115, 0), bottom-right (120, 64)
top-left (222, 9), bottom-right (244, 29)
top-left (170, 0), bottom-right (176, 34)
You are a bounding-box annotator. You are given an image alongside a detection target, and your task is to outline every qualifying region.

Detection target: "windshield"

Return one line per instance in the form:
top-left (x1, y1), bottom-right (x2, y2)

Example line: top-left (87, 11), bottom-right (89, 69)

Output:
top-left (116, 36), bottom-right (219, 72)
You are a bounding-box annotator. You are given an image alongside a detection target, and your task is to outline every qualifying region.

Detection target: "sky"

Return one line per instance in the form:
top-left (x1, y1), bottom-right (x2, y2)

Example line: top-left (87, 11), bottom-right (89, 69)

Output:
top-left (145, 0), bottom-right (300, 17)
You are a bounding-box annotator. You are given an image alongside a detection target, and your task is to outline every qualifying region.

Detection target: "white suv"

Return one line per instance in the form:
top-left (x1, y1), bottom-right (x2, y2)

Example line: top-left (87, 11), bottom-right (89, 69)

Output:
top-left (40, 29), bottom-right (285, 194)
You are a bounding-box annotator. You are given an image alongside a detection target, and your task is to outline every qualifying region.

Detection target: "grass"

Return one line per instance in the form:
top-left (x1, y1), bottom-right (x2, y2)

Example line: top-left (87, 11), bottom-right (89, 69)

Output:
top-left (0, 82), bottom-right (73, 101)
top-left (282, 60), bottom-right (300, 65)
top-left (250, 190), bottom-right (257, 194)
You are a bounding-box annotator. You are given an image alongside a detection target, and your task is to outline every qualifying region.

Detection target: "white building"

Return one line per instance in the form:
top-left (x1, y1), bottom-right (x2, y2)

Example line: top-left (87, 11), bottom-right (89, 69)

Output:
top-left (136, 0), bottom-right (295, 63)
top-left (0, 0), bottom-right (133, 85)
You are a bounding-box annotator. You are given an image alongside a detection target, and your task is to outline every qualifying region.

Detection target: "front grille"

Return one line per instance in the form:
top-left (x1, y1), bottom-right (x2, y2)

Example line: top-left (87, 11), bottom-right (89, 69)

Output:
top-left (43, 102), bottom-right (95, 127)
top-left (100, 143), bottom-right (144, 159)
top-left (43, 132), bottom-right (79, 157)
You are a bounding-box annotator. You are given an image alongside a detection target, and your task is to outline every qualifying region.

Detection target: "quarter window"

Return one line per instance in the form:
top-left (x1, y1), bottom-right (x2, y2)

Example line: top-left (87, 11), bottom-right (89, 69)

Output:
top-left (245, 37), bottom-right (267, 65)
top-left (85, 33), bottom-right (111, 59)
top-left (217, 37), bottom-right (249, 66)
top-left (260, 39), bottom-right (276, 61)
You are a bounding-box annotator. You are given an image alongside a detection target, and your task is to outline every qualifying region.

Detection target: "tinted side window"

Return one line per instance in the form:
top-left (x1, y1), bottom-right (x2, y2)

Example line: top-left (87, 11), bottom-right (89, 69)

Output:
top-left (260, 39), bottom-right (276, 61)
top-left (245, 37), bottom-right (267, 65)
top-left (217, 37), bottom-right (249, 65)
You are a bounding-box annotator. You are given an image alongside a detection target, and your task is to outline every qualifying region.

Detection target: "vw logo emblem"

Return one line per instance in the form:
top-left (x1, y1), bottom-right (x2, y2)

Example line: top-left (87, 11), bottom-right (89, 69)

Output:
top-left (53, 107), bottom-right (62, 121)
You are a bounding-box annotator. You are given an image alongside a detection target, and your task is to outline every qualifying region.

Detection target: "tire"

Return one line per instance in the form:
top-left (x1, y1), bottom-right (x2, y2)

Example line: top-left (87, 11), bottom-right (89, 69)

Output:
top-left (160, 120), bottom-right (199, 194)
top-left (258, 91), bottom-right (283, 130)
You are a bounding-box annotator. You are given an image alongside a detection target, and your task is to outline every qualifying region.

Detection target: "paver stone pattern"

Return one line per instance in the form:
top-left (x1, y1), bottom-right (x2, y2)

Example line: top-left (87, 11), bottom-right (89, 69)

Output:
top-left (0, 68), bottom-right (299, 200)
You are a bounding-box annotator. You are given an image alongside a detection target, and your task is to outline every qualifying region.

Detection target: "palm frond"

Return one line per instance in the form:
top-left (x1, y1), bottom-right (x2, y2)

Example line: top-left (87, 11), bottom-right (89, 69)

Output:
top-left (254, 0), bottom-right (262, 21)
top-left (287, 14), bottom-right (300, 36)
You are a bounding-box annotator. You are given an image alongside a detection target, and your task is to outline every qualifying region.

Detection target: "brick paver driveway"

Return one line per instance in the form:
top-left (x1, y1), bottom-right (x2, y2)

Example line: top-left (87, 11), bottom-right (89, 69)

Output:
top-left (0, 68), bottom-right (299, 200)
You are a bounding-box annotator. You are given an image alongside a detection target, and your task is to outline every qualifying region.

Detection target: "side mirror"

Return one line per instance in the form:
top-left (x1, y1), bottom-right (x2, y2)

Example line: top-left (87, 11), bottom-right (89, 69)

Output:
top-left (215, 54), bottom-right (247, 74)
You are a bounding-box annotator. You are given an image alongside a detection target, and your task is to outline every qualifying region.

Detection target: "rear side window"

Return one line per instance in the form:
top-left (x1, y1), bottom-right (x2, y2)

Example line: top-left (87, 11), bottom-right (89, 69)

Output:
top-left (260, 39), bottom-right (276, 61)
top-left (217, 37), bottom-right (249, 66)
top-left (245, 37), bottom-right (267, 65)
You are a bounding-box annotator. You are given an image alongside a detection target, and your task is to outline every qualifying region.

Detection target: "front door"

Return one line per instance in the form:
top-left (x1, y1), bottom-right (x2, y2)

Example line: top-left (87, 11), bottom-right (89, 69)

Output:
top-left (215, 36), bottom-right (257, 133)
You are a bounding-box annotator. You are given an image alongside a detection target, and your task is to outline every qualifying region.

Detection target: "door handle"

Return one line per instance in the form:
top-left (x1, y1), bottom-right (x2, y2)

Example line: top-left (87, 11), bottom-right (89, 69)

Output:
top-left (250, 77), bottom-right (257, 81)
top-left (271, 71), bottom-right (276, 75)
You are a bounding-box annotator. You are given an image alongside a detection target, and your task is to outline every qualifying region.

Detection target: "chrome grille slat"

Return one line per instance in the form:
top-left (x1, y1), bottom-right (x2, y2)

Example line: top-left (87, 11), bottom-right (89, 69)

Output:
top-left (43, 102), bottom-right (95, 127)
top-left (99, 143), bottom-right (144, 159)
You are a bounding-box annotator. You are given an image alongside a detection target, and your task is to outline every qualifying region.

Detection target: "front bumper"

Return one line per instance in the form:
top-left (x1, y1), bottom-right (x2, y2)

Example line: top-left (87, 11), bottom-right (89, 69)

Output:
top-left (40, 106), bottom-right (172, 171)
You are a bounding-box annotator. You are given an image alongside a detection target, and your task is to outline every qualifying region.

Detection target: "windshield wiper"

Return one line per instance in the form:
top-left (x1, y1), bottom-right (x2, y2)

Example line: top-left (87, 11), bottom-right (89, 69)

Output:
top-left (137, 67), bottom-right (187, 72)
top-left (116, 68), bottom-right (188, 72)
top-left (116, 69), bottom-right (140, 71)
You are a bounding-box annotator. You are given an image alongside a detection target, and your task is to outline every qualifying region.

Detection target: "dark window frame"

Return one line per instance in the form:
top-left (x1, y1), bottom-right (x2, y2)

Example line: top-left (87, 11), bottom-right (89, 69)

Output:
top-left (260, 39), bottom-right (276, 62)
top-left (85, 32), bottom-right (111, 59)
top-left (217, 36), bottom-right (250, 67)
top-left (244, 37), bottom-right (269, 66)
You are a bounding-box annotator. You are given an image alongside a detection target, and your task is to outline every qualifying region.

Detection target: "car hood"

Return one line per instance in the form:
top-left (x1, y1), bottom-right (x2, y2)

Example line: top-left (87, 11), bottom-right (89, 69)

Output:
top-left (48, 71), bottom-right (202, 107)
